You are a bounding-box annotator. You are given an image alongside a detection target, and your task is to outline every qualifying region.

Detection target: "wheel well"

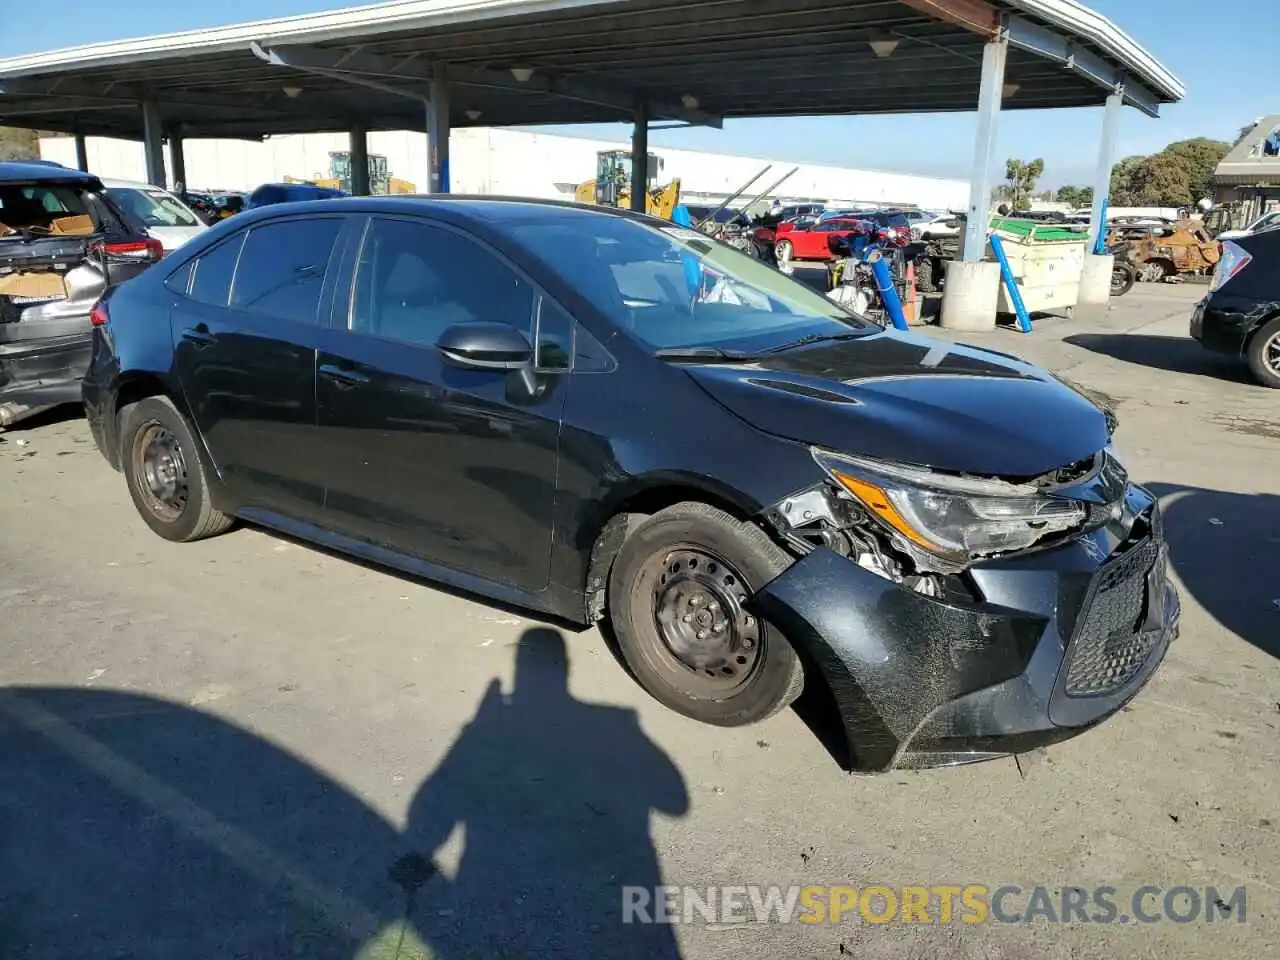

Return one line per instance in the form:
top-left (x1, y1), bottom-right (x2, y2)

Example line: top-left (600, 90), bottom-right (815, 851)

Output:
top-left (582, 484), bottom-right (759, 623)
top-left (1242, 311), bottom-right (1280, 356)
top-left (114, 373), bottom-right (182, 422)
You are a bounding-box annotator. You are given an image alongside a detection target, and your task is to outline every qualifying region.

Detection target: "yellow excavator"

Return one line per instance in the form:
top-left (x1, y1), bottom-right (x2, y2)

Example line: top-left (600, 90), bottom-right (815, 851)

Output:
top-left (574, 150), bottom-right (681, 220)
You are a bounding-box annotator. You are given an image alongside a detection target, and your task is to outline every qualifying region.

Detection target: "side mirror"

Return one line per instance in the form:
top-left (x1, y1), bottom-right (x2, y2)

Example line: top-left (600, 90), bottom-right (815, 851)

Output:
top-left (438, 321), bottom-right (532, 370)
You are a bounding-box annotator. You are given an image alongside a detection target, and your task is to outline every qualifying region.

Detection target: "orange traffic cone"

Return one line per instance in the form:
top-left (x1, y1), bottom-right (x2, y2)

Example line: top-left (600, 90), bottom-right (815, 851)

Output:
top-left (904, 262), bottom-right (918, 324)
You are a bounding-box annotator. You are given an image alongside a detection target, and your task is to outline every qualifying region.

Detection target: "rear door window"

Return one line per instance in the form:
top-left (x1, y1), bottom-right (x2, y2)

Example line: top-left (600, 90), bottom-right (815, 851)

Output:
top-left (230, 218), bottom-right (343, 324)
top-left (189, 233), bottom-right (246, 307)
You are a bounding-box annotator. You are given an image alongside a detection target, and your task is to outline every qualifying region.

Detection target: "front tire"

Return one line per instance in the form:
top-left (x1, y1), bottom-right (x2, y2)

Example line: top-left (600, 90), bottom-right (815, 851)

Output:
top-left (1246, 317), bottom-right (1280, 388)
top-left (607, 502), bottom-right (803, 726)
top-left (774, 238), bottom-right (793, 263)
top-left (119, 396), bottom-right (233, 542)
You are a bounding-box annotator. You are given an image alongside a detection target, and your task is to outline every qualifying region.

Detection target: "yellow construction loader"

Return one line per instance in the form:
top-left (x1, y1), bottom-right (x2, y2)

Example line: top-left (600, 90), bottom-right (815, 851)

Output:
top-left (286, 152), bottom-right (417, 195)
top-left (574, 150), bottom-right (682, 220)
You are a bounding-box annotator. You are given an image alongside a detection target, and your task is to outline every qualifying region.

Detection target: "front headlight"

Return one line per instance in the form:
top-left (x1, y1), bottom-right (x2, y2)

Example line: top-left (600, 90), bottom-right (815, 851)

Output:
top-left (812, 448), bottom-right (1087, 567)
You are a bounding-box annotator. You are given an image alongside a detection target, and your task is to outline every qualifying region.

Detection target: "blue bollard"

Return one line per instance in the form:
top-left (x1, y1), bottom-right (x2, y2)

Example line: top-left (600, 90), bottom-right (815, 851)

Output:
top-left (870, 253), bottom-right (909, 331)
top-left (989, 233), bottom-right (1032, 333)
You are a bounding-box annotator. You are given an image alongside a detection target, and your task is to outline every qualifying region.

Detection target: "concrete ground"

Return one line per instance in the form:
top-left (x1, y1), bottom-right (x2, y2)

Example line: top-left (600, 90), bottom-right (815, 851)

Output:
top-left (1, 282), bottom-right (1276, 959)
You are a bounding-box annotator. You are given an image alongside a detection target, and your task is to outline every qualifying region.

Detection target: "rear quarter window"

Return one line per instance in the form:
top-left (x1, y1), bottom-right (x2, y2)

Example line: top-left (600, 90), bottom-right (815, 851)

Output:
top-left (189, 233), bottom-right (247, 307)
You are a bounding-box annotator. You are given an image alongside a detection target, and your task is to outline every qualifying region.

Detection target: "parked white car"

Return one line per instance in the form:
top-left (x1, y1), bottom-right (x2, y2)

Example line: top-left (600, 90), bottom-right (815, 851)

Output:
top-left (1216, 210), bottom-right (1280, 242)
top-left (100, 178), bottom-right (207, 253)
top-left (918, 212), bottom-right (961, 239)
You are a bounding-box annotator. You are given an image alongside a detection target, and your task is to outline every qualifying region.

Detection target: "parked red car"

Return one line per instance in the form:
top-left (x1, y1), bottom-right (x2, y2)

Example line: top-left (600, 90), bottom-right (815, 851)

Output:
top-left (773, 218), bottom-right (868, 262)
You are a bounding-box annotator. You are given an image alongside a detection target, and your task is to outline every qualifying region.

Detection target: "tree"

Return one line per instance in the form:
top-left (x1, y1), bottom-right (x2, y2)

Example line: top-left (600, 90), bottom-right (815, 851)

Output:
top-left (1055, 185), bottom-right (1094, 208)
top-left (1107, 138), bottom-right (1229, 208)
top-left (1161, 137), bottom-right (1229, 204)
top-left (0, 127), bottom-right (38, 161)
top-left (1126, 153), bottom-right (1192, 206)
top-left (1109, 155), bottom-right (1147, 205)
top-left (1004, 157), bottom-right (1044, 211)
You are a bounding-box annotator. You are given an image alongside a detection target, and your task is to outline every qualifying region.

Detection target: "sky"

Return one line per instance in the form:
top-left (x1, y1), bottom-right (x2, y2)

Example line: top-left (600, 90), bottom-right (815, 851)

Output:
top-left (0, 0), bottom-right (1270, 189)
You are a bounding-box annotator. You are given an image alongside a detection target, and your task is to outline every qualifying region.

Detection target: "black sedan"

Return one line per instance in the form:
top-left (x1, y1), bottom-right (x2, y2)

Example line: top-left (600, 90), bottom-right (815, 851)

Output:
top-left (1191, 229), bottom-right (1280, 387)
top-left (82, 197), bottom-right (1179, 771)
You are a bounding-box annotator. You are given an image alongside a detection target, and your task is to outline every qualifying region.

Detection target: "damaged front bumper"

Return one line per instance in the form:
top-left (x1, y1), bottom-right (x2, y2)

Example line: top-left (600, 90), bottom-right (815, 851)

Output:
top-left (753, 483), bottom-right (1179, 772)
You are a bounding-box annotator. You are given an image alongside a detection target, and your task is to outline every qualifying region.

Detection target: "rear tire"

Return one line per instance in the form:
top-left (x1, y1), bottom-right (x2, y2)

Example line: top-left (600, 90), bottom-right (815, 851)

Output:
top-left (1110, 262), bottom-right (1136, 297)
top-left (1245, 317), bottom-right (1280, 389)
top-left (607, 502), bottom-right (803, 726)
top-left (119, 396), bottom-right (233, 542)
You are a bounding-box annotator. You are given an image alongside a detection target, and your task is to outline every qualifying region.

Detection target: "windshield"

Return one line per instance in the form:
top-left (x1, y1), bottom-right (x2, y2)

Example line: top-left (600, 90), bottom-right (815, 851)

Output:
top-left (506, 212), bottom-right (871, 354)
top-left (108, 187), bottom-right (200, 228)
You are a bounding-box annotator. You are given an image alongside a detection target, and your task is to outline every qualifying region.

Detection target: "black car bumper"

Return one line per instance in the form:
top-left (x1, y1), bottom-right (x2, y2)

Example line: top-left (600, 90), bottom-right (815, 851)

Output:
top-left (754, 484), bottom-right (1178, 772)
top-left (1191, 297), bottom-right (1267, 357)
top-left (0, 318), bottom-right (92, 425)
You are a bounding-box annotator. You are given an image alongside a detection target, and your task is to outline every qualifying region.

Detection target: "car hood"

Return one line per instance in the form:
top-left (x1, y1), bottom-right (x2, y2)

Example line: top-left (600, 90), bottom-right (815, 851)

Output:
top-left (682, 332), bottom-right (1111, 478)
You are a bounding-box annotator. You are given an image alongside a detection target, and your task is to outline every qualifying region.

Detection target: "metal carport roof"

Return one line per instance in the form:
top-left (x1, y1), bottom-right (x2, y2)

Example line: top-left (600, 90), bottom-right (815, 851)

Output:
top-left (0, 0), bottom-right (1183, 141)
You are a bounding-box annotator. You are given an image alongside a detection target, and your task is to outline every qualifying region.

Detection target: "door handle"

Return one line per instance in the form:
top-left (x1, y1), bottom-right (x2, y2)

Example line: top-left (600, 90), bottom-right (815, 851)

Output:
top-left (318, 363), bottom-right (370, 388)
top-left (181, 324), bottom-right (215, 349)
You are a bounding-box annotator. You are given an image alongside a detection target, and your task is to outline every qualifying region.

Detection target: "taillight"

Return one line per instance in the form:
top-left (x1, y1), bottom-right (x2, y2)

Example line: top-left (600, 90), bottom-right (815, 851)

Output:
top-left (89, 302), bottom-right (110, 327)
top-left (107, 238), bottom-right (165, 261)
top-left (1210, 240), bottom-right (1252, 292)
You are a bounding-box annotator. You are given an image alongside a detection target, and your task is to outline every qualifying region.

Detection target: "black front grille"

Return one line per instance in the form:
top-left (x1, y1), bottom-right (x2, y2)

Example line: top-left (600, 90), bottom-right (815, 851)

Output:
top-left (1063, 537), bottom-right (1162, 697)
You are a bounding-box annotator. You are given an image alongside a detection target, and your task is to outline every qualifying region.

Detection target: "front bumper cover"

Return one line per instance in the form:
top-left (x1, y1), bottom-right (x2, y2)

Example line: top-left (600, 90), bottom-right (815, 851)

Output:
top-left (753, 484), bottom-right (1178, 772)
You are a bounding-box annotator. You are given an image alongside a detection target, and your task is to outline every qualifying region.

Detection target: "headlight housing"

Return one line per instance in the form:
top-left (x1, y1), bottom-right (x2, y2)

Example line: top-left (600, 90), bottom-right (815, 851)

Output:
top-left (812, 448), bottom-right (1087, 569)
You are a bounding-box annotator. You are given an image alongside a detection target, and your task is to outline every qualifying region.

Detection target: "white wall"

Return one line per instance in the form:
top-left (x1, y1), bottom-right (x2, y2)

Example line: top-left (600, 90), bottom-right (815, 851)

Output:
top-left (41, 128), bottom-right (968, 211)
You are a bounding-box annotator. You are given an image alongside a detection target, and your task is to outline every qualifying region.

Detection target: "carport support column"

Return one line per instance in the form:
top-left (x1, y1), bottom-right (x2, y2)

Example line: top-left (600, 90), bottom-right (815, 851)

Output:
top-left (350, 124), bottom-right (370, 195)
top-left (962, 36), bottom-right (1008, 261)
top-left (169, 132), bottom-right (187, 192)
top-left (1077, 91), bottom-right (1124, 305)
top-left (141, 101), bottom-right (166, 188)
top-left (426, 74), bottom-right (451, 194)
top-left (74, 133), bottom-right (89, 172)
top-left (1089, 92), bottom-right (1123, 251)
top-left (630, 100), bottom-right (648, 213)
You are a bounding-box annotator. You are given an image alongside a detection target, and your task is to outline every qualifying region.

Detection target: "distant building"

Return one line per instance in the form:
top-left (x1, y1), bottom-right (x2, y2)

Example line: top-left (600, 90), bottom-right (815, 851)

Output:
top-left (40, 128), bottom-right (968, 212)
top-left (1212, 116), bottom-right (1280, 226)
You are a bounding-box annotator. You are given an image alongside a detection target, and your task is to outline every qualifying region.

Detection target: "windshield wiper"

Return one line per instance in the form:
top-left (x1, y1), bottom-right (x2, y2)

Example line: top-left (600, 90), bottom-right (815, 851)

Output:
top-left (654, 346), bottom-right (758, 363)
top-left (759, 331), bottom-right (866, 355)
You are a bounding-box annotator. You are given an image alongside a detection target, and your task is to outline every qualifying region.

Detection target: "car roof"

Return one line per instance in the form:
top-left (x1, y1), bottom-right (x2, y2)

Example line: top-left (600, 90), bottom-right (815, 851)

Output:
top-left (0, 160), bottom-right (101, 185)
top-left (229, 194), bottom-right (670, 231)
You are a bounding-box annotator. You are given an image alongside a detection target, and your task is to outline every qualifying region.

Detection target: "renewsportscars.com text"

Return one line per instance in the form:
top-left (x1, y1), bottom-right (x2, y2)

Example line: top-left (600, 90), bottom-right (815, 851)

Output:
top-left (622, 884), bottom-right (1247, 925)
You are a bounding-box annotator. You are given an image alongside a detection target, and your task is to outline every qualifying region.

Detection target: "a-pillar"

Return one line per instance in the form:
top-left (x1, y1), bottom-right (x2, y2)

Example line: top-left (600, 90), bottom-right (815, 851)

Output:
top-left (630, 100), bottom-right (649, 213)
top-left (350, 124), bottom-right (370, 195)
top-left (426, 72), bottom-right (451, 193)
top-left (942, 34), bottom-right (1007, 331)
top-left (169, 131), bottom-right (187, 192)
top-left (1079, 91), bottom-right (1124, 304)
top-left (141, 101), bottom-right (166, 188)
top-left (74, 133), bottom-right (89, 172)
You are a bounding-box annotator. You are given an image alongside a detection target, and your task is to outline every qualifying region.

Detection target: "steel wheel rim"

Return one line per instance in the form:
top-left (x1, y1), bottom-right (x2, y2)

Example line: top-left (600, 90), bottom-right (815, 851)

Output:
top-left (642, 546), bottom-right (764, 699)
top-left (1266, 331), bottom-right (1280, 375)
top-left (132, 422), bottom-right (189, 521)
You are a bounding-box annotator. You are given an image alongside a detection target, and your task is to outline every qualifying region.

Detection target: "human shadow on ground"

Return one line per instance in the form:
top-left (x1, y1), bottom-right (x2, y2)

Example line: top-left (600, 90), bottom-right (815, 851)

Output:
top-left (1064, 333), bottom-right (1254, 383)
top-left (1146, 482), bottom-right (1280, 661)
top-left (0, 628), bottom-right (688, 959)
